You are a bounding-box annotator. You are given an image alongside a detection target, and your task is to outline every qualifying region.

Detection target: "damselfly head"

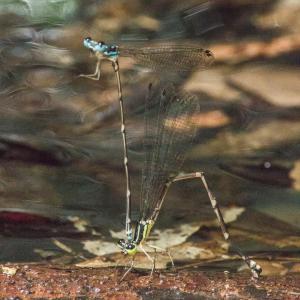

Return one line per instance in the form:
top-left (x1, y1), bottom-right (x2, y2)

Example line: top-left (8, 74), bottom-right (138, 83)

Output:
top-left (117, 239), bottom-right (137, 255)
top-left (83, 37), bottom-right (91, 45)
top-left (83, 37), bottom-right (96, 50)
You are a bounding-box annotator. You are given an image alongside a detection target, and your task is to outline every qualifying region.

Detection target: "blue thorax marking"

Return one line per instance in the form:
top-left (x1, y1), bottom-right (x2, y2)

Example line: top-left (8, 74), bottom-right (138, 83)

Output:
top-left (104, 49), bottom-right (118, 59)
top-left (83, 37), bottom-right (119, 59)
top-left (127, 228), bottom-right (133, 242)
top-left (95, 43), bottom-right (109, 53)
top-left (124, 221), bottom-right (144, 244)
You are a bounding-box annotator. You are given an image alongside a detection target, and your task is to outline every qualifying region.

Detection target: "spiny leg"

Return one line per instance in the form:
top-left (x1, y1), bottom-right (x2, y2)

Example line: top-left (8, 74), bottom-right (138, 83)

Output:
top-left (197, 172), bottom-right (262, 278)
top-left (120, 256), bottom-right (135, 282)
top-left (79, 60), bottom-right (101, 80)
top-left (148, 246), bottom-right (157, 275)
top-left (139, 244), bottom-right (155, 278)
top-left (146, 244), bottom-right (175, 269)
top-left (173, 172), bottom-right (262, 278)
top-left (150, 172), bottom-right (262, 278)
top-left (153, 248), bottom-right (157, 272)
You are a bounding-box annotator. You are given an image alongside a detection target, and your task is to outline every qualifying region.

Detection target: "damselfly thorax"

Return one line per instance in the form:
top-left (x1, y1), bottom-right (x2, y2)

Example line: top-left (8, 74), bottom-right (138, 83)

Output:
top-left (84, 37), bottom-right (118, 62)
top-left (118, 219), bottom-right (155, 256)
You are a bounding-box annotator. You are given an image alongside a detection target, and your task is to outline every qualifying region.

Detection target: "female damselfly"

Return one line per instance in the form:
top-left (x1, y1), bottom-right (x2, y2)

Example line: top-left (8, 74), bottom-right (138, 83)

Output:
top-left (117, 82), bottom-right (262, 281)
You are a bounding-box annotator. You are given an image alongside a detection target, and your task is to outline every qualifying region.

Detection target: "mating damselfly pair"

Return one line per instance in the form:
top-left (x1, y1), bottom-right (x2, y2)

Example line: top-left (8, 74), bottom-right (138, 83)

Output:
top-left (80, 37), bottom-right (262, 280)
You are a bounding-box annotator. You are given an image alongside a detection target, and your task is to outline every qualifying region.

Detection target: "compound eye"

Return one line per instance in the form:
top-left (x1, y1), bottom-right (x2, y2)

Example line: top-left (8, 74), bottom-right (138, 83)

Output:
top-left (85, 37), bottom-right (92, 41)
top-left (110, 46), bottom-right (117, 51)
top-left (127, 244), bottom-right (135, 250)
top-left (205, 49), bottom-right (213, 57)
top-left (118, 239), bottom-right (125, 247)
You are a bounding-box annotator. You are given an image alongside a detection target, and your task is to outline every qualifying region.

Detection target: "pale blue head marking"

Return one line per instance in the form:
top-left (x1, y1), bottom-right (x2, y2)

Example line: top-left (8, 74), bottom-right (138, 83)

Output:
top-left (83, 37), bottom-right (97, 50)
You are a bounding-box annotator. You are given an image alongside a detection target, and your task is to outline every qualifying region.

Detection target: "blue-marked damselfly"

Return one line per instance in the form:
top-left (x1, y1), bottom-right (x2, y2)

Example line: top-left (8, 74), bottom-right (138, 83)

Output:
top-left (80, 39), bottom-right (261, 281)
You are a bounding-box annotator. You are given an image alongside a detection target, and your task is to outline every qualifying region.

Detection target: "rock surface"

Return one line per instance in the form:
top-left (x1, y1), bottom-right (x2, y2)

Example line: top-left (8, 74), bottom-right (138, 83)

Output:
top-left (0, 264), bottom-right (299, 299)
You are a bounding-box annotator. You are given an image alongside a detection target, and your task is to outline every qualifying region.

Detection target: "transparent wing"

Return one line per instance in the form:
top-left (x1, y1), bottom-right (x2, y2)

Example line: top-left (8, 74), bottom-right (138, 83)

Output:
top-left (139, 82), bottom-right (200, 220)
top-left (119, 45), bottom-right (214, 72)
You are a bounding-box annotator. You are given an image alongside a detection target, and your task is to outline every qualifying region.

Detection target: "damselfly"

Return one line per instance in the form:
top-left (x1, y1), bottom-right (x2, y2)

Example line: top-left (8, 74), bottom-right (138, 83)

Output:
top-left (80, 37), bottom-right (214, 78)
top-left (80, 38), bottom-right (261, 280)
top-left (79, 37), bottom-right (215, 242)
top-left (117, 83), bottom-right (262, 281)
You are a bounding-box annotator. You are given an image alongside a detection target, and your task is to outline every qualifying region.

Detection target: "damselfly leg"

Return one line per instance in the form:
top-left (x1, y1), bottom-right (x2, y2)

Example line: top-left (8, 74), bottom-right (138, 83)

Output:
top-left (139, 244), bottom-right (155, 278)
top-left (146, 244), bottom-right (175, 269)
top-left (78, 60), bottom-right (101, 80)
top-left (120, 256), bottom-right (135, 282)
top-left (120, 243), bottom-right (174, 281)
top-left (119, 244), bottom-right (153, 281)
top-left (150, 171), bottom-right (262, 279)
